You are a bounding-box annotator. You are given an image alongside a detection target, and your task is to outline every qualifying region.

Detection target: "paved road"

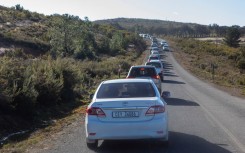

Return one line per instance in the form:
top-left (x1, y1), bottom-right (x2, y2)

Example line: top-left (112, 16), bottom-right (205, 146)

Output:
top-left (37, 50), bottom-right (245, 153)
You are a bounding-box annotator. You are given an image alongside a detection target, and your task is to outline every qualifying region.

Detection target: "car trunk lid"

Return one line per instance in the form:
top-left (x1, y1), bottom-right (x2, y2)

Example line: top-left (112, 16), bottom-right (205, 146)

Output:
top-left (92, 98), bottom-right (158, 122)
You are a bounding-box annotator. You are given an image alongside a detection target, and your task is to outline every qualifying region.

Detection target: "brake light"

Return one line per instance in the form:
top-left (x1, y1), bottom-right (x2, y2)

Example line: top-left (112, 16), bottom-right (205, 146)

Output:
top-left (145, 105), bottom-right (165, 115)
top-left (152, 75), bottom-right (160, 79)
top-left (86, 107), bottom-right (106, 117)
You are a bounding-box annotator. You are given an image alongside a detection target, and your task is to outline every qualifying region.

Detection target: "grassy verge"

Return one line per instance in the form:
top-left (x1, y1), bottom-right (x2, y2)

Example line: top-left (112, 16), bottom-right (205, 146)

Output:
top-left (167, 37), bottom-right (245, 98)
top-left (0, 104), bottom-right (86, 153)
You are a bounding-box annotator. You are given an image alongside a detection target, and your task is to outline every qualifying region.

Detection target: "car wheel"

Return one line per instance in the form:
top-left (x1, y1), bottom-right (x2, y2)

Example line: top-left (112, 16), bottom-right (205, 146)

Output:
top-left (158, 131), bottom-right (169, 146)
top-left (158, 88), bottom-right (162, 94)
top-left (158, 138), bottom-right (169, 147)
top-left (161, 76), bottom-right (164, 82)
top-left (86, 139), bottom-right (98, 150)
top-left (162, 140), bottom-right (169, 146)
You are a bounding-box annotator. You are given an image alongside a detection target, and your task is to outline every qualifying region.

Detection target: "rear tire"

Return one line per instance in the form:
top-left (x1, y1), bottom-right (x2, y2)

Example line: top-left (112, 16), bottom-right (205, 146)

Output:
top-left (161, 76), bottom-right (164, 82)
top-left (158, 139), bottom-right (169, 147)
top-left (158, 88), bottom-right (162, 94)
top-left (86, 140), bottom-right (98, 150)
top-left (158, 131), bottom-right (169, 146)
top-left (163, 140), bottom-right (169, 147)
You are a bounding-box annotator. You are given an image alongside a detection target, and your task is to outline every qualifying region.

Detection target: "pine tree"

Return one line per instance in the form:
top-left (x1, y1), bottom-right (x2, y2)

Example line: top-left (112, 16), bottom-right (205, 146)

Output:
top-left (223, 26), bottom-right (241, 48)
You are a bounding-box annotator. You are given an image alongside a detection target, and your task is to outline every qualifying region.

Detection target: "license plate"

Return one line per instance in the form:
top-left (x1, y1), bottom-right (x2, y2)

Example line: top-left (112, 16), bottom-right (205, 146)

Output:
top-left (112, 111), bottom-right (139, 118)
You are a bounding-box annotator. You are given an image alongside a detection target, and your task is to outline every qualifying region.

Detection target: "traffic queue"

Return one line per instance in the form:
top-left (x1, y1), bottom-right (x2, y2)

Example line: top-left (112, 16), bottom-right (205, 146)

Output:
top-left (85, 36), bottom-right (170, 150)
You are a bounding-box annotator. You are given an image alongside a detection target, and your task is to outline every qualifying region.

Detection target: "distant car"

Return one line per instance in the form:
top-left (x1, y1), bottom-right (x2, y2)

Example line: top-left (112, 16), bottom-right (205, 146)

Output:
top-left (150, 47), bottom-right (160, 53)
top-left (151, 37), bottom-right (158, 44)
top-left (151, 43), bottom-right (158, 48)
top-left (163, 43), bottom-right (169, 47)
top-left (162, 45), bottom-right (169, 51)
top-left (151, 50), bottom-right (159, 53)
top-left (85, 79), bottom-right (169, 149)
top-left (145, 60), bottom-right (164, 81)
top-left (126, 65), bottom-right (162, 93)
top-left (151, 51), bottom-right (160, 58)
top-left (148, 54), bottom-right (160, 62)
top-left (160, 40), bottom-right (167, 46)
top-left (151, 46), bottom-right (159, 49)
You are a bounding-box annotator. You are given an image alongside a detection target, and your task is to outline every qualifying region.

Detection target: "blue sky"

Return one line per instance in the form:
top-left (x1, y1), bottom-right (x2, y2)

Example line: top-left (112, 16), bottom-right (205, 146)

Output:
top-left (0, 0), bottom-right (244, 26)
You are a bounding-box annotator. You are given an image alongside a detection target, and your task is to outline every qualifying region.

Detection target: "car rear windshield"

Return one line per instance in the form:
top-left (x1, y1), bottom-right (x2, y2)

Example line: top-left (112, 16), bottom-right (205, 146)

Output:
top-left (97, 82), bottom-right (156, 98)
top-left (152, 51), bottom-right (159, 54)
top-left (129, 67), bottom-right (157, 77)
top-left (146, 62), bottom-right (161, 68)
top-left (151, 48), bottom-right (159, 51)
top-left (149, 56), bottom-right (159, 60)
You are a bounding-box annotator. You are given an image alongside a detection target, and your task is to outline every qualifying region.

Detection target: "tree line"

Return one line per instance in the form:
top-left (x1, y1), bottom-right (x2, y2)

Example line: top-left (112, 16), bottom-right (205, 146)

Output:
top-left (96, 18), bottom-right (245, 38)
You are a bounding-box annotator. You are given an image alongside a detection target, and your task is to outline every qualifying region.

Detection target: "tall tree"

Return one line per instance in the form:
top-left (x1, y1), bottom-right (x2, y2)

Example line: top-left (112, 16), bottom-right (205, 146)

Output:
top-left (48, 14), bottom-right (81, 57)
top-left (223, 25), bottom-right (241, 48)
top-left (15, 4), bottom-right (23, 11)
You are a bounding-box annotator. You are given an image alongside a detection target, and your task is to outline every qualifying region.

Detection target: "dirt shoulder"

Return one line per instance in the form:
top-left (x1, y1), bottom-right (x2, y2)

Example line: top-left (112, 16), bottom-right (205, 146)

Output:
top-left (168, 39), bottom-right (245, 99)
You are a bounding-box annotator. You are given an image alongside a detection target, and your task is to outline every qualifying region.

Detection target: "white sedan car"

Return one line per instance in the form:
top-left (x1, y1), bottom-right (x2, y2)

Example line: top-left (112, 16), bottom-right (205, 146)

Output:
top-left (85, 79), bottom-right (169, 149)
top-left (145, 60), bottom-right (164, 81)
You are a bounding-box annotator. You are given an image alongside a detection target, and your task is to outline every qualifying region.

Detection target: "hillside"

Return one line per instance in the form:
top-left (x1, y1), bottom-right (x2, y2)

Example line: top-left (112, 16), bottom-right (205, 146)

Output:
top-left (95, 18), bottom-right (245, 37)
top-left (0, 5), bottom-right (49, 56)
top-left (0, 5), bottom-right (147, 148)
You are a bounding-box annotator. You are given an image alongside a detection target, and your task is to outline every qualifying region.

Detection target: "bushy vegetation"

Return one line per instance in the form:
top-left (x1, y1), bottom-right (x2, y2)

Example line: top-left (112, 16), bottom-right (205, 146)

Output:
top-left (170, 37), bottom-right (245, 95)
top-left (0, 6), bottom-right (146, 59)
top-left (0, 4), bottom-right (147, 142)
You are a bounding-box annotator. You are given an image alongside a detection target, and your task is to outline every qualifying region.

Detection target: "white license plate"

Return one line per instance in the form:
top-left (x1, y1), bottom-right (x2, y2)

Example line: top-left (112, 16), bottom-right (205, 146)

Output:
top-left (112, 111), bottom-right (139, 118)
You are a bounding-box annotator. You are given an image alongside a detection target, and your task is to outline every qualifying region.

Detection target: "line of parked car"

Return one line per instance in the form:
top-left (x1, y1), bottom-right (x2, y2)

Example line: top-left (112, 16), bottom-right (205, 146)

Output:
top-left (85, 37), bottom-right (170, 150)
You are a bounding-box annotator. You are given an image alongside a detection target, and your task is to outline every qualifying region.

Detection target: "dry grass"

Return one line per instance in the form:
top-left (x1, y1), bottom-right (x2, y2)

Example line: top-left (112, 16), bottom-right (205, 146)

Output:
top-left (0, 105), bottom-right (87, 153)
top-left (168, 38), bottom-right (245, 98)
top-left (195, 37), bottom-right (245, 46)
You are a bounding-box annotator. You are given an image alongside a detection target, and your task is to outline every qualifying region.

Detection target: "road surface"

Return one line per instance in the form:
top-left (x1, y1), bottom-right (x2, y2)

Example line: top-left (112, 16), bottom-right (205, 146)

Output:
top-left (34, 49), bottom-right (245, 153)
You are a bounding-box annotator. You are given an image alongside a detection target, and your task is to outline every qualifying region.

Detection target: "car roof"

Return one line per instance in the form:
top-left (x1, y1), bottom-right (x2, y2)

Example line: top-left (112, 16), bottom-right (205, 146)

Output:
top-left (149, 54), bottom-right (159, 57)
top-left (151, 47), bottom-right (159, 49)
top-left (146, 60), bottom-right (162, 63)
top-left (102, 78), bottom-right (153, 84)
top-left (130, 65), bottom-right (156, 68)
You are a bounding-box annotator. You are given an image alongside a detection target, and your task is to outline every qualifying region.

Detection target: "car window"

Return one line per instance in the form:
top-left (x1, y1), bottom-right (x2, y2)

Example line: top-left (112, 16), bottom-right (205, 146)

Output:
top-left (149, 56), bottom-right (159, 60)
top-left (129, 67), bottom-right (157, 77)
top-left (146, 62), bottom-right (161, 68)
top-left (152, 51), bottom-right (159, 54)
top-left (96, 82), bottom-right (156, 98)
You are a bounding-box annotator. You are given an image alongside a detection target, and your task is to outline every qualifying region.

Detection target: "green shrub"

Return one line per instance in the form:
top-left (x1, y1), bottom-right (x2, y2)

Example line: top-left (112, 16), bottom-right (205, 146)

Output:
top-left (0, 56), bottom-right (89, 115)
top-left (237, 58), bottom-right (245, 69)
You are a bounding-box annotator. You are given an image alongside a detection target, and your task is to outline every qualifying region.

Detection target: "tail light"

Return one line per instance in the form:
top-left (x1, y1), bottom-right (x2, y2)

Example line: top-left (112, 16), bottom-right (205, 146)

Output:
top-left (145, 105), bottom-right (165, 115)
top-left (86, 107), bottom-right (106, 117)
top-left (151, 75), bottom-right (160, 79)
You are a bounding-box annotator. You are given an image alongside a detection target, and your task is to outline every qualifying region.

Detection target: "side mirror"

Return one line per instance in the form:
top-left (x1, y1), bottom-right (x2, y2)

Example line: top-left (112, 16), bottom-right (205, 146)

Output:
top-left (161, 91), bottom-right (170, 98)
top-left (89, 94), bottom-right (94, 99)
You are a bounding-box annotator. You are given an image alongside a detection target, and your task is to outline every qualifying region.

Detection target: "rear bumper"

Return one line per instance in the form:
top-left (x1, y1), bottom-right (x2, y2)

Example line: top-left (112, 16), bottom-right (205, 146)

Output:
top-left (85, 116), bottom-right (168, 140)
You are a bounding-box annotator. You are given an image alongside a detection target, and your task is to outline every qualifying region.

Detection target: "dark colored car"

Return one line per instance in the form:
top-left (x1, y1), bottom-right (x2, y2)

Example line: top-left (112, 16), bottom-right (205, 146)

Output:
top-left (126, 65), bottom-right (162, 93)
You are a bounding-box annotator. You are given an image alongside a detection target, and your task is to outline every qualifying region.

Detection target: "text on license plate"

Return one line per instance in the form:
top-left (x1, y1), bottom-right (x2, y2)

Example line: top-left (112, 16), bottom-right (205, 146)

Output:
top-left (112, 111), bottom-right (139, 118)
